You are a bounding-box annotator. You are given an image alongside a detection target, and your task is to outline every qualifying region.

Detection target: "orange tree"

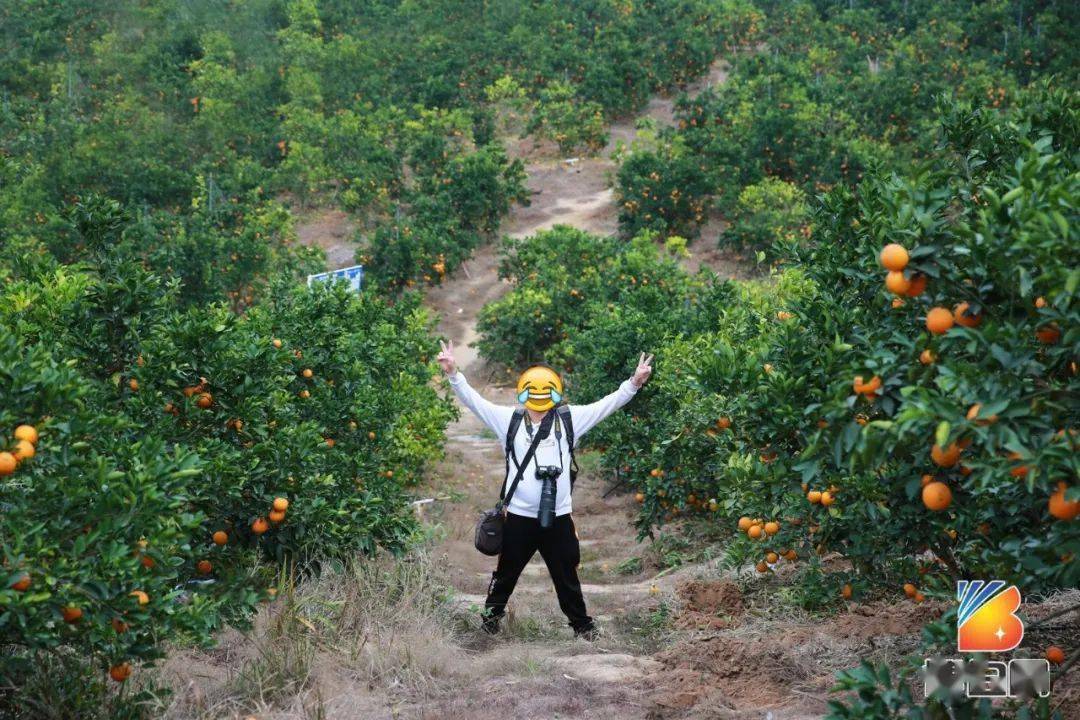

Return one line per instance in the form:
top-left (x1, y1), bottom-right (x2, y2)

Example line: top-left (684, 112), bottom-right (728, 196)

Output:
top-left (478, 90), bottom-right (1078, 713)
top-left (0, 202), bottom-right (453, 702)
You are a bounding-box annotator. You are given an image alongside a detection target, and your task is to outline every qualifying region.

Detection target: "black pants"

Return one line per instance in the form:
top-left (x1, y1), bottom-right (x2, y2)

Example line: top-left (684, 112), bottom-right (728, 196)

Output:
top-left (485, 512), bottom-right (593, 632)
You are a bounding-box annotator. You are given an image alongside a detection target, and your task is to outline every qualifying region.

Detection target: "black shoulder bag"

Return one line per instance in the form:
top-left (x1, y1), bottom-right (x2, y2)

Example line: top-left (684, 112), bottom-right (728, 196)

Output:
top-left (474, 410), bottom-right (554, 556)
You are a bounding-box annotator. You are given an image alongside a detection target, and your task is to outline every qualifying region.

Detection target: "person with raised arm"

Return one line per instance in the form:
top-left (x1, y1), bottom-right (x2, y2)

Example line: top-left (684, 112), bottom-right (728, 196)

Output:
top-left (437, 340), bottom-right (653, 639)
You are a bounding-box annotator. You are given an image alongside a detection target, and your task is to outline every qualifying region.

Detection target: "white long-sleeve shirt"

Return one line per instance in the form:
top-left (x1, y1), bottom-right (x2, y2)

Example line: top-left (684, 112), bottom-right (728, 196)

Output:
top-left (448, 371), bottom-right (639, 518)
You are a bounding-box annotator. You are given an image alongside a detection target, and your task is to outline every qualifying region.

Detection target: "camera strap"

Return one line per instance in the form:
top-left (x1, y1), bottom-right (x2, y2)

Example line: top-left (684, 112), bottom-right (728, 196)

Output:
top-left (499, 410), bottom-right (554, 509)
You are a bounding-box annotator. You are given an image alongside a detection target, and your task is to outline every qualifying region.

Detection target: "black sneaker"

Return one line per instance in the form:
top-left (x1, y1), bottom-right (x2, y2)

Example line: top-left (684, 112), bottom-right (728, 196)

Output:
top-left (481, 614), bottom-right (501, 635)
top-left (573, 625), bottom-right (599, 641)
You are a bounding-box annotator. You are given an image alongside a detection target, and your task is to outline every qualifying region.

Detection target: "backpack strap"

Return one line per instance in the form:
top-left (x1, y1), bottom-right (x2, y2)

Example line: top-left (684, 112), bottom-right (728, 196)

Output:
top-left (500, 410), bottom-right (553, 506)
top-left (504, 409), bottom-right (525, 480)
top-left (557, 406), bottom-right (578, 491)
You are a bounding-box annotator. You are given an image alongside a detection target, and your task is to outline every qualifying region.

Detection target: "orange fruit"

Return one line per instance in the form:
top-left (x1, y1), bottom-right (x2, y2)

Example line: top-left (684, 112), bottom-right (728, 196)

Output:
top-left (841, 584), bottom-right (852, 600)
top-left (853, 375), bottom-right (881, 395)
top-left (269, 509), bottom-right (286, 523)
top-left (1034, 296), bottom-right (1047, 309)
top-left (953, 302), bottom-right (981, 328)
top-left (273, 497), bottom-right (289, 512)
top-left (650, 468), bottom-right (661, 478)
top-left (880, 244), bottom-right (909, 271)
top-left (737, 516), bottom-right (753, 531)
top-left (913, 591), bottom-right (926, 603)
top-left (12, 439), bottom-right (34, 462)
top-left (891, 297), bottom-right (905, 308)
top-left (252, 518), bottom-right (269, 535)
top-left (109, 663), bottom-right (132, 683)
top-left (302, 368), bottom-right (313, 378)
top-left (212, 530), bottom-right (228, 546)
top-left (783, 549), bottom-right (797, 561)
top-left (1036, 324), bottom-right (1061, 344)
top-left (14, 425), bottom-right (38, 444)
top-left (111, 618), bottom-right (129, 633)
top-left (11, 574), bottom-right (30, 592)
top-left (130, 590), bottom-right (149, 605)
top-left (272, 338), bottom-right (283, 348)
top-left (197, 560), bottom-right (212, 575)
top-left (748, 525), bottom-right (764, 539)
top-left (0, 452), bottom-right (18, 475)
top-left (903, 583), bottom-right (917, 598)
top-left (926, 307), bottom-right (954, 334)
top-left (919, 348), bottom-right (935, 365)
top-left (755, 560), bottom-right (769, 573)
top-left (763, 363), bottom-right (773, 374)
top-left (716, 417), bottom-right (731, 429)
top-left (922, 481), bottom-right (952, 511)
top-left (904, 273), bottom-right (927, 297)
top-left (634, 492), bottom-right (645, 503)
top-left (61, 606), bottom-right (83, 623)
top-left (368, 431), bottom-right (376, 440)
top-left (807, 490), bottom-right (822, 504)
top-left (1048, 483), bottom-right (1079, 521)
top-left (885, 271), bottom-right (911, 295)
top-left (765, 552), bottom-right (779, 564)
top-left (196, 392), bottom-right (213, 409)
top-left (140, 555), bottom-right (154, 569)
top-left (325, 437), bottom-right (335, 448)
top-left (820, 491), bottom-right (835, 507)
top-left (1046, 646), bottom-right (1065, 665)
top-left (128, 378), bottom-right (139, 391)
top-left (764, 521), bottom-right (780, 535)
top-left (298, 389), bottom-right (310, 399)
top-left (931, 442), bottom-right (962, 467)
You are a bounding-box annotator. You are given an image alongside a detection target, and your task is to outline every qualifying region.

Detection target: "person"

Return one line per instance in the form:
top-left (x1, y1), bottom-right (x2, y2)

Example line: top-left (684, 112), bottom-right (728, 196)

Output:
top-left (436, 340), bottom-right (653, 639)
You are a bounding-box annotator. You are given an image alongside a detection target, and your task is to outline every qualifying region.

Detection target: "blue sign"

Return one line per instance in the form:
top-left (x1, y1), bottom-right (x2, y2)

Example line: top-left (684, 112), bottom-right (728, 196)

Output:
top-left (307, 264), bottom-right (364, 293)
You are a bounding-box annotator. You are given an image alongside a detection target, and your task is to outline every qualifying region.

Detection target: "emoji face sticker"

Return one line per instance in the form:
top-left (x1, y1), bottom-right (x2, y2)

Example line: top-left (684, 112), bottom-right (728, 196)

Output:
top-left (516, 366), bottom-right (563, 412)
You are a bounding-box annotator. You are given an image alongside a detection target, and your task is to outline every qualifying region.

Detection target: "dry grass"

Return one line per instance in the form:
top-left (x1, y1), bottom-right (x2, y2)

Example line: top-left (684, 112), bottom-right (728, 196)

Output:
top-left (153, 550), bottom-right (467, 719)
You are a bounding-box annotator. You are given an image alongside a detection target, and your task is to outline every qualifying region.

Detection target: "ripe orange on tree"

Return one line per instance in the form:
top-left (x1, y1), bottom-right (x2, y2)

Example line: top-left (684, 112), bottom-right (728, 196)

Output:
top-left (885, 271), bottom-right (911, 295)
top-left (1034, 296), bottom-right (1047, 308)
top-left (919, 348), bottom-right (935, 365)
top-left (913, 592), bottom-right (926, 603)
top-left (196, 392), bottom-right (213, 409)
top-left (716, 416), bottom-right (731, 429)
top-left (737, 516), bottom-right (753, 531)
top-left (764, 521), bottom-right (780, 535)
top-left (634, 492), bottom-right (645, 503)
top-left (302, 368), bottom-right (313, 378)
top-left (925, 307), bottom-right (954, 335)
top-left (922, 481), bottom-right (952, 511)
top-left (252, 517), bottom-right (269, 535)
top-left (109, 663), bottom-right (132, 683)
top-left (197, 560), bottom-right (212, 575)
top-left (14, 425), bottom-right (38, 444)
top-left (12, 440), bottom-right (35, 462)
top-left (820, 491), bottom-right (835, 507)
top-left (1048, 483), bottom-right (1079, 521)
top-left (1046, 646), bottom-right (1066, 664)
top-left (953, 302), bottom-right (982, 328)
top-left (842, 584), bottom-right (853, 600)
top-left (807, 490), bottom-right (822, 504)
top-left (1035, 324), bottom-right (1061, 344)
top-left (756, 560), bottom-right (769, 573)
top-left (11, 574), bottom-right (31, 592)
top-left (879, 243), bottom-right (909, 271)
top-left (903, 583), bottom-right (918, 598)
top-left (368, 431), bottom-right (376, 440)
top-left (212, 530), bottom-right (228, 546)
top-left (61, 606), bottom-right (83, 623)
top-left (272, 338), bottom-right (283, 348)
top-left (748, 524), bottom-right (764, 539)
top-left (904, 273), bottom-right (928, 297)
top-left (931, 442), bottom-right (962, 467)
top-left (111, 618), bottom-right (128, 633)
top-left (129, 590), bottom-right (149, 605)
top-left (273, 497), bottom-right (289, 512)
top-left (766, 551), bottom-right (779, 564)
top-left (269, 509), bottom-right (286, 523)
top-left (0, 452), bottom-right (17, 476)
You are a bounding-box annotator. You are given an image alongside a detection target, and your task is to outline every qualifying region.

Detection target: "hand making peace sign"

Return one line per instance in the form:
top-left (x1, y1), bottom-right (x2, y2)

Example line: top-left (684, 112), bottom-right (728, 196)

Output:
top-left (631, 352), bottom-right (654, 388)
top-left (436, 339), bottom-right (457, 376)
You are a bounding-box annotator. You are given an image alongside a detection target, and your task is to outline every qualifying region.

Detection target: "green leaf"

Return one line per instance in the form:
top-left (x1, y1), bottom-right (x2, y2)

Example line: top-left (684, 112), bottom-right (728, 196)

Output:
top-left (935, 421), bottom-right (950, 448)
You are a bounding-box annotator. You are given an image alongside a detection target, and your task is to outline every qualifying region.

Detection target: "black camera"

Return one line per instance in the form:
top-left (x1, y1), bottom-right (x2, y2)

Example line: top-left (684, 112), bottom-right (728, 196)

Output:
top-left (535, 465), bottom-right (561, 528)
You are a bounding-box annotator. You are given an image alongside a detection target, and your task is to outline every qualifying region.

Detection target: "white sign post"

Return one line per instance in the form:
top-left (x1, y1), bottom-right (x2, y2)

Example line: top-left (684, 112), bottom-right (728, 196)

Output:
top-left (307, 264), bottom-right (364, 293)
